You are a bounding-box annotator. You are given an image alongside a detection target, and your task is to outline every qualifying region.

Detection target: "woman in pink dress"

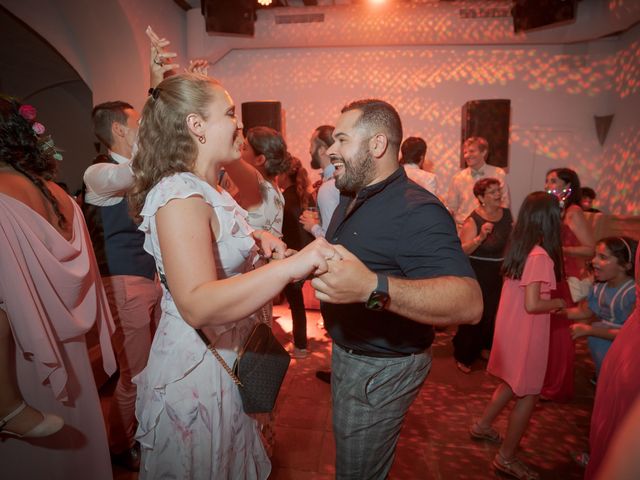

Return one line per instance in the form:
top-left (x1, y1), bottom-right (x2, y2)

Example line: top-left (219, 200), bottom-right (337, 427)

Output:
top-left (0, 97), bottom-right (116, 479)
top-left (542, 168), bottom-right (595, 401)
top-left (585, 246), bottom-right (640, 479)
top-left (470, 192), bottom-right (566, 480)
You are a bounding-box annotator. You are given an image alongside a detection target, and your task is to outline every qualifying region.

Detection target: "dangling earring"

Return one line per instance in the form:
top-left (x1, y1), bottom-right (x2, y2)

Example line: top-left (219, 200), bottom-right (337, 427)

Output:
top-left (198, 135), bottom-right (206, 144)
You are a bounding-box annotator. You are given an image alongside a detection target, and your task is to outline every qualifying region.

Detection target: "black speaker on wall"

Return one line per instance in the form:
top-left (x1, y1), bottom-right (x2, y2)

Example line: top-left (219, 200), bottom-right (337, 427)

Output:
top-left (461, 99), bottom-right (511, 169)
top-left (201, 0), bottom-right (255, 36)
top-left (241, 101), bottom-right (282, 136)
top-left (512, 0), bottom-right (577, 33)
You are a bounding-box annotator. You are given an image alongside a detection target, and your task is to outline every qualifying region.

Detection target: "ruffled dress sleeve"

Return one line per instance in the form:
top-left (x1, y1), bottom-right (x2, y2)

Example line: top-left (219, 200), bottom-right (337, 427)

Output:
top-left (519, 245), bottom-right (557, 295)
top-left (138, 172), bottom-right (257, 280)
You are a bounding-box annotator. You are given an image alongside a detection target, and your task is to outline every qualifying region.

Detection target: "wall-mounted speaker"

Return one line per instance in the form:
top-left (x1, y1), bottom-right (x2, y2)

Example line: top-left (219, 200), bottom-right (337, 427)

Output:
top-left (241, 101), bottom-right (282, 136)
top-left (201, 0), bottom-right (255, 36)
top-left (461, 99), bottom-right (511, 169)
top-left (512, 0), bottom-right (577, 33)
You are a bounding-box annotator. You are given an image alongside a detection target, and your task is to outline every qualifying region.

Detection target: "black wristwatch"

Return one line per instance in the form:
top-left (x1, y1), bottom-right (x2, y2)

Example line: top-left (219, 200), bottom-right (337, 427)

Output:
top-left (365, 273), bottom-right (390, 311)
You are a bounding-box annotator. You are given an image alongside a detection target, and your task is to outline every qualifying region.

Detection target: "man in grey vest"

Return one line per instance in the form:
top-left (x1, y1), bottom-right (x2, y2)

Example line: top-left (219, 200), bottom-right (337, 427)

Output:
top-left (83, 101), bottom-right (161, 471)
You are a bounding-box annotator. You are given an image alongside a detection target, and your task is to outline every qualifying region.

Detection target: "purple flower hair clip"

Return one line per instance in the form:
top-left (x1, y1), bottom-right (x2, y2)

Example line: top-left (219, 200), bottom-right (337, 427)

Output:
top-left (32, 122), bottom-right (46, 135)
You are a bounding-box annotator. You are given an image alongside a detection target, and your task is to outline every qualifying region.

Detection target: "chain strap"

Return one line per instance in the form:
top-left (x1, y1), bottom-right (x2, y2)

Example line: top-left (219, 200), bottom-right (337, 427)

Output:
top-left (159, 271), bottom-right (272, 388)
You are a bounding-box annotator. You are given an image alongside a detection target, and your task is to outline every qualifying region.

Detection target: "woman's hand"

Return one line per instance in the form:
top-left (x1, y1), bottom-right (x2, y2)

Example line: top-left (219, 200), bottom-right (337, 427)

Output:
top-left (252, 230), bottom-right (287, 260)
top-left (299, 210), bottom-right (320, 233)
top-left (479, 222), bottom-right (494, 240)
top-left (187, 59), bottom-right (210, 76)
top-left (146, 26), bottom-right (179, 88)
top-left (284, 238), bottom-right (340, 282)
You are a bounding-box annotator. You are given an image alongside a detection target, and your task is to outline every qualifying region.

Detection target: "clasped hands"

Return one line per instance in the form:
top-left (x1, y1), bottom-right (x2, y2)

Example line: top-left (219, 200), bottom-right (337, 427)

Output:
top-left (253, 232), bottom-right (375, 304)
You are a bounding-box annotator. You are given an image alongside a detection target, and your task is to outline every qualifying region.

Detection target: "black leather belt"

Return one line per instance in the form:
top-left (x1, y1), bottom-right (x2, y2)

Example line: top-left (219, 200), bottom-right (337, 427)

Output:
top-left (337, 343), bottom-right (412, 358)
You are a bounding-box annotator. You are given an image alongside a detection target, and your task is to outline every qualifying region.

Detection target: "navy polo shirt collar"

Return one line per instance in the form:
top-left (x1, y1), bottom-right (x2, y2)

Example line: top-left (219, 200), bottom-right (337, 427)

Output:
top-left (355, 166), bottom-right (405, 202)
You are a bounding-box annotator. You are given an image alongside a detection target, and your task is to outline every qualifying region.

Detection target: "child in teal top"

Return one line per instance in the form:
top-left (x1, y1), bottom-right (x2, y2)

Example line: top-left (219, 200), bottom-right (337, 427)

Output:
top-left (566, 237), bottom-right (637, 377)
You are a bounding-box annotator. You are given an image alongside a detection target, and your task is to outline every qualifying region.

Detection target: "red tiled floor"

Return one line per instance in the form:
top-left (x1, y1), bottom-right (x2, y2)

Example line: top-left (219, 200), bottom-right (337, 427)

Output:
top-left (105, 303), bottom-right (593, 479)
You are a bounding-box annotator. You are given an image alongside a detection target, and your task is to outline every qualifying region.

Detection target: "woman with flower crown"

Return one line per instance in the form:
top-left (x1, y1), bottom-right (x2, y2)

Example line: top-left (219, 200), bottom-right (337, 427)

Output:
top-left (0, 96), bottom-right (115, 479)
top-left (541, 167), bottom-right (595, 402)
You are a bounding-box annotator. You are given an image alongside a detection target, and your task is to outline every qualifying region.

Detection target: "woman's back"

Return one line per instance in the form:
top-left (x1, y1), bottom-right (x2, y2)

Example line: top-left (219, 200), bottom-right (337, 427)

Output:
top-left (0, 168), bottom-right (74, 241)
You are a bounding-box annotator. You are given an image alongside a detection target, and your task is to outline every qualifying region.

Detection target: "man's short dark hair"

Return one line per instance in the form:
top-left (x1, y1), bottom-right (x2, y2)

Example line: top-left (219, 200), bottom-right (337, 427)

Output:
top-left (581, 187), bottom-right (596, 200)
top-left (92, 101), bottom-right (133, 149)
top-left (400, 137), bottom-right (426, 165)
top-left (314, 125), bottom-right (335, 148)
top-left (341, 99), bottom-right (403, 152)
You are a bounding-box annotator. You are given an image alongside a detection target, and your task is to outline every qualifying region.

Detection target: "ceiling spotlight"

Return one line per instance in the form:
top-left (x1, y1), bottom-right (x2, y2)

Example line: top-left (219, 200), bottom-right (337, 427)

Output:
top-left (258, 0), bottom-right (272, 6)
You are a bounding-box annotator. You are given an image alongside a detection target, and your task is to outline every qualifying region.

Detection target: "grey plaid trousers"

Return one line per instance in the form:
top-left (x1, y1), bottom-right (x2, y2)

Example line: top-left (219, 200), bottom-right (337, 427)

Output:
top-left (331, 343), bottom-right (432, 479)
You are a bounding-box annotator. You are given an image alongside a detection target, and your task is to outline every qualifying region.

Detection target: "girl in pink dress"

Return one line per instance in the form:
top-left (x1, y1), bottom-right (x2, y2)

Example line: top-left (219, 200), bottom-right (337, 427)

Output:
top-left (470, 192), bottom-right (566, 480)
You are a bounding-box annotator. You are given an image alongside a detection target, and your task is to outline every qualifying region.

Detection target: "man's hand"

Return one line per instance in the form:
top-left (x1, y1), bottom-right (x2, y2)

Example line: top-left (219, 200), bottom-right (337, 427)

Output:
top-left (311, 244), bottom-right (377, 304)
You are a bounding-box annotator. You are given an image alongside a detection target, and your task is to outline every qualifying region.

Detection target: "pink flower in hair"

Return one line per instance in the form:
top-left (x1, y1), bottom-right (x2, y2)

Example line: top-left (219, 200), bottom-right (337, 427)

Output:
top-left (19, 104), bottom-right (37, 121)
top-left (32, 122), bottom-right (46, 135)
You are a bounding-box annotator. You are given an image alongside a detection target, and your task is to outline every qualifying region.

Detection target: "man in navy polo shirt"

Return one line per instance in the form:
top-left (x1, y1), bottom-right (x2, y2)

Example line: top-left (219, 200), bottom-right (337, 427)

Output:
top-left (312, 99), bottom-right (482, 479)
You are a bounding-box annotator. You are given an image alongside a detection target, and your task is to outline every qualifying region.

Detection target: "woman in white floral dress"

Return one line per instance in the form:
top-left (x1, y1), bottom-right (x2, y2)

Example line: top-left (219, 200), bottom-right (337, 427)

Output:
top-left (128, 73), bottom-right (336, 480)
top-left (239, 126), bottom-right (289, 238)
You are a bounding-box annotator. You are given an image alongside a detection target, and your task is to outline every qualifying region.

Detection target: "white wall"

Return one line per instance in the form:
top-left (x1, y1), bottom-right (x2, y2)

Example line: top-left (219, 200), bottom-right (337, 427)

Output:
top-left (3, 0), bottom-right (638, 213)
top-left (211, 30), bottom-right (639, 215)
top-left (597, 25), bottom-right (640, 215)
top-left (2, 0), bottom-right (187, 111)
top-left (1, 0), bottom-right (187, 191)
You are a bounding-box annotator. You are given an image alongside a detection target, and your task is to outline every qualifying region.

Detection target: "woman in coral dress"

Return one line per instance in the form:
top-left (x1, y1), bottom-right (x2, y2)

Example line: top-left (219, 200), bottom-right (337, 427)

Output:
top-left (542, 168), bottom-right (594, 401)
top-left (585, 246), bottom-right (640, 479)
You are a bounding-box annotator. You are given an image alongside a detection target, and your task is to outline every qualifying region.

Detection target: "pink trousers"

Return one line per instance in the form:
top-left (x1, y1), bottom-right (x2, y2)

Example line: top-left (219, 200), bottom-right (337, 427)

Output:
top-left (102, 275), bottom-right (162, 453)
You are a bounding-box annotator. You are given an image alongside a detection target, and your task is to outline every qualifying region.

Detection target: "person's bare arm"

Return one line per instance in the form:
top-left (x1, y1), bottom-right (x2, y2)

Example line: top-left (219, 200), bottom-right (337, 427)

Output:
top-left (157, 196), bottom-right (334, 328)
top-left (224, 160), bottom-right (262, 209)
top-left (570, 323), bottom-right (619, 341)
top-left (524, 282), bottom-right (566, 314)
top-left (312, 245), bottom-right (483, 326)
top-left (460, 216), bottom-right (491, 254)
top-left (596, 396), bottom-right (640, 480)
top-left (564, 205), bottom-right (595, 259)
top-left (563, 301), bottom-right (594, 321)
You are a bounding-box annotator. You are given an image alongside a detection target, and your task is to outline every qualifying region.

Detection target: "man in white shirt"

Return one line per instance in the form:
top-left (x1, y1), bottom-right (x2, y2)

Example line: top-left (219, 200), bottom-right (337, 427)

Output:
top-left (300, 125), bottom-right (340, 384)
top-left (83, 101), bottom-right (162, 471)
top-left (400, 136), bottom-right (439, 197)
top-left (301, 125), bottom-right (340, 239)
top-left (445, 136), bottom-right (510, 228)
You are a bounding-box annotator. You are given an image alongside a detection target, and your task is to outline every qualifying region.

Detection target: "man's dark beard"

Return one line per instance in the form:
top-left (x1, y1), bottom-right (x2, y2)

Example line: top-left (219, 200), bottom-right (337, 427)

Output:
top-left (335, 145), bottom-right (375, 194)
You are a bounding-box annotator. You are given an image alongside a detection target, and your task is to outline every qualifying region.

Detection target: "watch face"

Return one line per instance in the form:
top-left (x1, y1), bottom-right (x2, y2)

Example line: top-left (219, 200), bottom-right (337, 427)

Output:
top-left (366, 291), bottom-right (390, 310)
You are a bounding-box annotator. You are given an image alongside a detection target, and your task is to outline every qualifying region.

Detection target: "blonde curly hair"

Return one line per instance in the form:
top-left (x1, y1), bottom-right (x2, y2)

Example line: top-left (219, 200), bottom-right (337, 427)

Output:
top-left (129, 73), bottom-right (222, 220)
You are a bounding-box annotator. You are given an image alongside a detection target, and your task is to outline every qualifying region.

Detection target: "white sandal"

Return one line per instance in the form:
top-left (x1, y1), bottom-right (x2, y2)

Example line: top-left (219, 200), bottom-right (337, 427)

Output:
top-left (0, 401), bottom-right (64, 438)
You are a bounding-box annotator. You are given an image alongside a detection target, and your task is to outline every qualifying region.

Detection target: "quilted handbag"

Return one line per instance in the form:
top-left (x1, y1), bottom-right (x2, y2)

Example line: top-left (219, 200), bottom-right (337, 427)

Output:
top-left (197, 306), bottom-right (291, 414)
top-left (159, 273), bottom-right (290, 413)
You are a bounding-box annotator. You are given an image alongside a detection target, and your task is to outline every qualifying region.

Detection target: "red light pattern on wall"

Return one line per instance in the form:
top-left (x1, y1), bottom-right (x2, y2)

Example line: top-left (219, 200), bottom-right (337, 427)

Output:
top-left (599, 124), bottom-right (640, 214)
top-left (213, 33), bottom-right (640, 215)
top-left (614, 40), bottom-right (640, 98)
